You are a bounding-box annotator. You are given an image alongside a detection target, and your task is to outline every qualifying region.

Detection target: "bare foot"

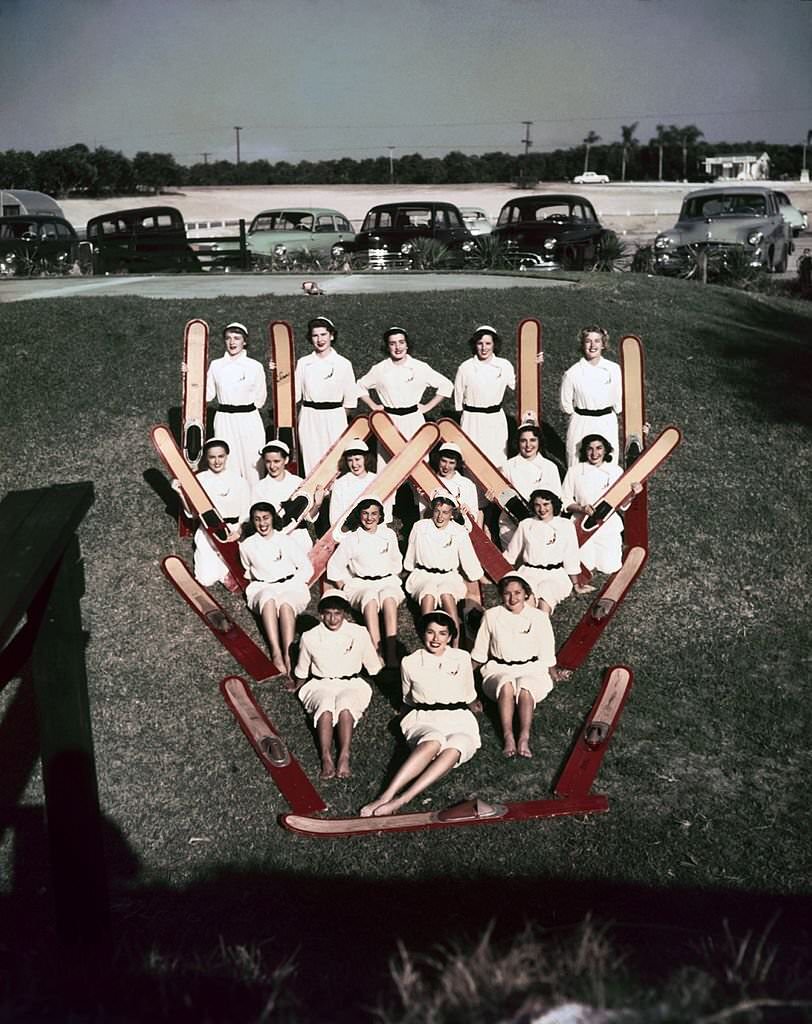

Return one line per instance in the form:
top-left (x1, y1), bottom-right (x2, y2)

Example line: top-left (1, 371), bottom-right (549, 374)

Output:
top-left (517, 739), bottom-right (533, 758)
top-left (502, 739), bottom-right (517, 759)
top-left (372, 799), bottom-right (401, 817)
top-left (319, 760), bottom-right (336, 781)
top-left (336, 756), bottom-right (351, 779)
top-left (281, 675), bottom-right (297, 693)
top-left (360, 799), bottom-right (385, 818)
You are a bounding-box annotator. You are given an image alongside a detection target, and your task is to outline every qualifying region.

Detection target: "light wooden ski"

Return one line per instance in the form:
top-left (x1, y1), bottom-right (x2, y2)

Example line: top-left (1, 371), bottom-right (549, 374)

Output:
top-left (268, 321), bottom-right (298, 472)
top-left (555, 665), bottom-right (633, 798)
top-left (162, 557), bottom-right (276, 681)
top-left (516, 317), bottom-right (542, 426)
top-left (179, 318), bottom-right (209, 536)
top-left (307, 421), bottom-right (440, 583)
top-left (151, 424), bottom-right (247, 589)
top-left (620, 335), bottom-right (648, 550)
top-left (221, 676), bottom-right (326, 815)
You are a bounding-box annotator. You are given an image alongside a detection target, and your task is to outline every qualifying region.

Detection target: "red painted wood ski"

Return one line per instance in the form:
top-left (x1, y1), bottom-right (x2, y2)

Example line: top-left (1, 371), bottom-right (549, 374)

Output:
top-left (179, 318), bottom-right (209, 536)
top-left (307, 421), bottom-right (440, 584)
top-left (221, 676), bottom-right (326, 815)
top-left (268, 320), bottom-right (298, 472)
top-left (620, 335), bottom-right (648, 550)
top-left (555, 665), bottom-right (633, 798)
top-left (556, 546), bottom-right (648, 672)
top-left (162, 557), bottom-right (277, 682)
top-left (151, 424), bottom-right (247, 589)
top-left (516, 317), bottom-right (543, 426)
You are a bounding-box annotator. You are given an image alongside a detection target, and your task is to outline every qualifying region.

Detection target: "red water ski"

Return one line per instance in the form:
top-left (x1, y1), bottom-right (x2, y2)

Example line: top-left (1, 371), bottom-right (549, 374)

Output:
top-left (151, 424), bottom-right (247, 589)
top-left (179, 318), bottom-right (209, 536)
top-left (268, 321), bottom-right (299, 472)
top-left (162, 557), bottom-right (277, 682)
top-left (221, 676), bottom-right (326, 815)
top-left (556, 546), bottom-right (648, 672)
top-left (555, 665), bottom-right (633, 798)
top-left (516, 317), bottom-right (543, 426)
top-left (620, 335), bottom-right (648, 550)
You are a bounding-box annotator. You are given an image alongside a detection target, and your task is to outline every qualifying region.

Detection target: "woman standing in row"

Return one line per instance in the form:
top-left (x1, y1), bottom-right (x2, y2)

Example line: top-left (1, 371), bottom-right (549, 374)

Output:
top-left (453, 325), bottom-right (515, 468)
top-left (559, 326), bottom-right (621, 468)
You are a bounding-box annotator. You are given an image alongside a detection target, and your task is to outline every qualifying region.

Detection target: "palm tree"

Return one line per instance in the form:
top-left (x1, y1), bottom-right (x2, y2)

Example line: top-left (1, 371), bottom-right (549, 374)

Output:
top-left (673, 124), bottom-right (704, 181)
top-left (620, 122), bottom-right (639, 182)
top-left (583, 131), bottom-right (601, 174)
top-left (654, 124), bottom-right (670, 181)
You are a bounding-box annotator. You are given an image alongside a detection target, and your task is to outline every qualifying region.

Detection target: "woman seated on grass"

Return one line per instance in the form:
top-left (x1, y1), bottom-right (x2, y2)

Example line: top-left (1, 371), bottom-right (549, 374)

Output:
top-left (360, 611), bottom-right (480, 817)
top-left (293, 590), bottom-right (383, 781)
top-left (239, 502), bottom-right (312, 676)
top-left (251, 439), bottom-right (319, 556)
top-left (326, 497), bottom-right (404, 667)
top-left (328, 438), bottom-right (392, 528)
top-left (471, 573), bottom-right (558, 759)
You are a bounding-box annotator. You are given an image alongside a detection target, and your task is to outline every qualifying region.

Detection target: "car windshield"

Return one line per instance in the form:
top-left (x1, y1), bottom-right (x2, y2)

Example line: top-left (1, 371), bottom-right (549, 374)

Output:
top-left (250, 211), bottom-right (314, 232)
top-left (362, 207), bottom-right (432, 231)
top-left (682, 194), bottom-right (767, 219)
top-left (497, 201), bottom-right (595, 225)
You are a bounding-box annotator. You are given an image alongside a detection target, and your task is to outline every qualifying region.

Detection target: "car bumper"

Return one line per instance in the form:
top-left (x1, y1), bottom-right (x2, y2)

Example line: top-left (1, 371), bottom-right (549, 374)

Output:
top-left (654, 243), bottom-right (763, 274)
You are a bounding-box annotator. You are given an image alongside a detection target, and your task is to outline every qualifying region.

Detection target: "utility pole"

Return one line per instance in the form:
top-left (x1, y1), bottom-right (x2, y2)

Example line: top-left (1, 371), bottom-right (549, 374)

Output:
top-left (521, 121), bottom-right (533, 158)
top-left (233, 126), bottom-right (243, 168)
top-left (387, 146), bottom-right (395, 185)
top-left (519, 121), bottom-right (533, 187)
top-left (199, 152), bottom-right (211, 165)
top-left (802, 129), bottom-right (811, 183)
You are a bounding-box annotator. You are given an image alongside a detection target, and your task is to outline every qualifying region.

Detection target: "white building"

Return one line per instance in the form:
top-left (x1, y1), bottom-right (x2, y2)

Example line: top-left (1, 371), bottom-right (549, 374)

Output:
top-left (703, 153), bottom-right (770, 181)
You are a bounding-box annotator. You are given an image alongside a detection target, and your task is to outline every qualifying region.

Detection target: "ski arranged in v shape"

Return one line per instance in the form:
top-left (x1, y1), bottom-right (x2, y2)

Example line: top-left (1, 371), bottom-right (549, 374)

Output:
top-left (268, 320), bottom-right (299, 473)
top-left (179, 318), bottom-right (209, 536)
top-left (516, 317), bottom-right (543, 427)
top-left (620, 334), bottom-right (648, 550)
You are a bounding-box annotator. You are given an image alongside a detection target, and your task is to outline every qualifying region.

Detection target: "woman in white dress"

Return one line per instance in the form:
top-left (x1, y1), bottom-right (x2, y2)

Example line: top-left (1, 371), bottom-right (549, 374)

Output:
top-left (360, 611), bottom-right (481, 818)
top-left (293, 590), bottom-right (383, 780)
top-left (328, 438), bottom-right (392, 527)
top-left (504, 489), bottom-right (582, 614)
top-left (454, 325), bottom-right (516, 468)
top-left (326, 498), bottom-right (404, 667)
top-left (251, 439), bottom-right (317, 556)
top-left (172, 438), bottom-right (250, 591)
top-left (292, 317), bottom-right (357, 475)
top-left (559, 326), bottom-right (622, 467)
top-left (206, 322), bottom-right (267, 484)
top-left (418, 441), bottom-right (481, 524)
top-left (499, 424), bottom-right (562, 547)
top-left (471, 573), bottom-right (558, 759)
top-left (239, 502), bottom-right (312, 675)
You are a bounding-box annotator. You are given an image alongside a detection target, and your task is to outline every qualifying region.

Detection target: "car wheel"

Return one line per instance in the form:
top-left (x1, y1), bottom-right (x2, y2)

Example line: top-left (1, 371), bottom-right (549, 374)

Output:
top-left (772, 248), bottom-right (787, 274)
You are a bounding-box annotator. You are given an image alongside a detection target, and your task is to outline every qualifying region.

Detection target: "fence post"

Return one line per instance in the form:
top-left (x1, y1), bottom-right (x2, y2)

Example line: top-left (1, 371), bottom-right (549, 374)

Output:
top-left (239, 218), bottom-right (248, 270)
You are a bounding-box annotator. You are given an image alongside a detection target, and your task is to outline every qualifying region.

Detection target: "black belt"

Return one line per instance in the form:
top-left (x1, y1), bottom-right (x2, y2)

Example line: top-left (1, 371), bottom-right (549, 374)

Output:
top-left (357, 573), bottom-right (391, 580)
top-left (259, 573), bottom-right (294, 585)
top-left (302, 400), bottom-right (343, 410)
top-left (312, 673), bottom-right (361, 681)
top-left (218, 403), bottom-right (255, 413)
top-left (223, 516), bottom-right (240, 524)
top-left (415, 564), bottom-right (453, 574)
top-left (384, 405), bottom-right (418, 416)
top-left (574, 406), bottom-right (612, 417)
top-left (491, 655), bottom-right (538, 665)
top-left (407, 701), bottom-right (469, 711)
top-left (463, 403), bottom-right (502, 414)
top-left (521, 561), bottom-right (563, 570)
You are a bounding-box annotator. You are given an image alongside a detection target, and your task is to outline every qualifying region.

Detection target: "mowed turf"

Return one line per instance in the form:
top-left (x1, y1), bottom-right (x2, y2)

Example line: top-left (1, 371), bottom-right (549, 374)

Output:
top-left (0, 276), bottom-right (810, 1013)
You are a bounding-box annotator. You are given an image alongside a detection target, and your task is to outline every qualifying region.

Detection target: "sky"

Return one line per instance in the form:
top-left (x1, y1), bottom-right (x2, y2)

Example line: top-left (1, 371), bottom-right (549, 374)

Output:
top-left (2, 0), bottom-right (810, 165)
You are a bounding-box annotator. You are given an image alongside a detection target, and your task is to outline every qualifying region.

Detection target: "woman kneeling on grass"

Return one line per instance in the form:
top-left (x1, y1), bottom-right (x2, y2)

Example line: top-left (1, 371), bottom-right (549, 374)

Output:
top-left (293, 590), bottom-right (383, 780)
top-left (471, 573), bottom-right (558, 759)
top-left (239, 502), bottom-right (311, 676)
top-left (361, 611), bottom-right (480, 817)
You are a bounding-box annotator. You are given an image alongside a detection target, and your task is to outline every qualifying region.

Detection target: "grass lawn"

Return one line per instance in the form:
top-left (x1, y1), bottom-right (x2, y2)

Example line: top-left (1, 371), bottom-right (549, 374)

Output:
top-left (1, 274), bottom-right (810, 1021)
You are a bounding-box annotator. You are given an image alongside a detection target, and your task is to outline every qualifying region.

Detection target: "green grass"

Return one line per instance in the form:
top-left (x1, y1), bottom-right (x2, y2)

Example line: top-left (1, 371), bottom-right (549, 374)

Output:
top-left (1, 275), bottom-right (810, 1021)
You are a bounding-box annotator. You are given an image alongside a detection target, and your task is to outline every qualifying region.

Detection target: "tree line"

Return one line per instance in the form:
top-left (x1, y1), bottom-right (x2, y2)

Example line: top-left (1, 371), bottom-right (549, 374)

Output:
top-left (0, 129), bottom-right (805, 198)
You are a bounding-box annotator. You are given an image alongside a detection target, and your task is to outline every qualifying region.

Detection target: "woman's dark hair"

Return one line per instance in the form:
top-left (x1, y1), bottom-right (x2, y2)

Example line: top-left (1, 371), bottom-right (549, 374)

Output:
top-left (307, 316), bottom-right (337, 342)
top-left (203, 438), bottom-right (230, 455)
top-left (467, 325), bottom-right (502, 355)
top-left (497, 574), bottom-right (533, 599)
top-left (577, 434), bottom-right (614, 463)
top-left (339, 448), bottom-right (375, 474)
top-left (418, 610), bottom-right (458, 642)
top-left (578, 325), bottom-right (610, 353)
top-left (529, 488), bottom-right (562, 516)
top-left (349, 497), bottom-right (384, 530)
top-left (248, 501), bottom-right (283, 532)
top-left (430, 445), bottom-right (464, 473)
top-left (516, 423), bottom-right (542, 443)
top-left (382, 326), bottom-right (412, 354)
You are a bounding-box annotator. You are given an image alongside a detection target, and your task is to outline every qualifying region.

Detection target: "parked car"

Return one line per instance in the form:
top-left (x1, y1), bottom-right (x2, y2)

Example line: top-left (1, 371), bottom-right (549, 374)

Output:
top-left (573, 171), bottom-right (610, 185)
top-left (653, 187), bottom-right (791, 275)
top-left (247, 208), bottom-right (354, 267)
top-left (774, 190), bottom-right (808, 237)
top-left (459, 207), bottom-right (492, 235)
top-left (343, 201), bottom-right (475, 268)
top-left (0, 215), bottom-right (82, 276)
top-left (86, 206), bottom-right (200, 274)
top-left (491, 194), bottom-right (615, 270)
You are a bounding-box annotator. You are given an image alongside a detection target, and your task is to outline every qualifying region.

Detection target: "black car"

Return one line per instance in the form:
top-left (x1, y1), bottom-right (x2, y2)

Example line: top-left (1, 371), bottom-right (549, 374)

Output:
top-left (340, 201), bottom-right (475, 269)
top-left (0, 215), bottom-right (82, 276)
top-left (86, 206), bottom-right (201, 274)
top-left (492, 194), bottom-right (615, 270)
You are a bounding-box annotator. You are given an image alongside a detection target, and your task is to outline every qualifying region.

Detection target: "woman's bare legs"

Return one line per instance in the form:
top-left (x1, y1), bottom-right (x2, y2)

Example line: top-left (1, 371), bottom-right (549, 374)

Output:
top-left (439, 593), bottom-right (461, 646)
top-left (361, 740), bottom-right (462, 817)
top-left (278, 603), bottom-right (296, 674)
top-left (315, 711), bottom-right (336, 779)
top-left (516, 689), bottom-right (535, 758)
top-left (381, 596), bottom-right (399, 666)
top-left (335, 709), bottom-right (354, 779)
top-left (497, 683), bottom-right (518, 757)
top-left (260, 600), bottom-right (285, 671)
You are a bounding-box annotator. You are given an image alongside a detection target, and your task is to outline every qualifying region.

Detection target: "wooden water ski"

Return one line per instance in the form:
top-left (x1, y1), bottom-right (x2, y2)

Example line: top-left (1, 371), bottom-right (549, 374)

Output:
top-left (516, 317), bottom-right (543, 426)
top-left (162, 557), bottom-right (277, 681)
top-left (268, 321), bottom-right (299, 472)
top-left (620, 335), bottom-right (648, 550)
top-left (280, 793), bottom-right (607, 838)
top-left (555, 665), bottom-right (633, 798)
top-left (179, 318), bottom-right (209, 536)
top-left (556, 546), bottom-right (648, 671)
top-left (307, 421), bottom-right (440, 584)
top-left (151, 424), bottom-right (247, 589)
top-left (221, 676), bottom-right (326, 815)
top-left (370, 411), bottom-right (511, 584)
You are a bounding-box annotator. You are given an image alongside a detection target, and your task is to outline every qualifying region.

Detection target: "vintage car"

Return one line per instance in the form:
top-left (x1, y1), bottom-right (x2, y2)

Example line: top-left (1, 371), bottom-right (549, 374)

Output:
top-left (0, 215), bottom-right (82, 275)
top-left (491, 194), bottom-right (614, 270)
top-left (459, 207), bottom-right (492, 235)
top-left (774, 190), bottom-right (808, 237)
top-left (573, 171), bottom-right (610, 185)
top-left (86, 206), bottom-right (200, 274)
top-left (654, 187), bottom-right (791, 275)
top-left (342, 201), bottom-right (475, 268)
top-left (247, 208), bottom-right (354, 265)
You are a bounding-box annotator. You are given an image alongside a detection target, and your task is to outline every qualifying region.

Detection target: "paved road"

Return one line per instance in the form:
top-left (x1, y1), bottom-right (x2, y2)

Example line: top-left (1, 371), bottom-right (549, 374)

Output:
top-left (0, 271), bottom-right (574, 304)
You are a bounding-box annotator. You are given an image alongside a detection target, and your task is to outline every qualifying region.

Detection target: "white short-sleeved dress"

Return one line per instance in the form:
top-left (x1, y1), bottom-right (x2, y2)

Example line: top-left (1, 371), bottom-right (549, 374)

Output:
top-left (399, 648), bottom-right (481, 766)
top-left (206, 351), bottom-right (267, 484)
top-left (499, 452), bottom-right (563, 547)
top-left (356, 355), bottom-right (453, 448)
top-left (403, 519), bottom-right (483, 603)
top-left (504, 516), bottom-right (580, 611)
top-left (193, 467), bottom-right (250, 586)
top-left (326, 525), bottom-right (404, 612)
top-left (251, 470), bottom-right (313, 555)
top-left (417, 470), bottom-right (479, 521)
top-left (561, 461), bottom-right (624, 574)
top-left (295, 620), bottom-right (383, 725)
top-left (559, 356), bottom-right (622, 467)
top-left (454, 355), bottom-right (516, 468)
top-left (239, 530), bottom-right (312, 616)
top-left (295, 349), bottom-right (356, 475)
top-left (471, 604), bottom-right (557, 706)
